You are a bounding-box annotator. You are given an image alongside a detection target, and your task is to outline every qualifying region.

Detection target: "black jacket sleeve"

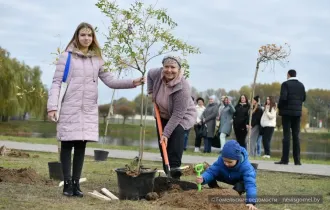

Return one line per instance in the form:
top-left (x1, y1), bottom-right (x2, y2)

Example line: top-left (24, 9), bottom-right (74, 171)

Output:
top-left (278, 82), bottom-right (288, 110)
top-left (251, 108), bottom-right (263, 127)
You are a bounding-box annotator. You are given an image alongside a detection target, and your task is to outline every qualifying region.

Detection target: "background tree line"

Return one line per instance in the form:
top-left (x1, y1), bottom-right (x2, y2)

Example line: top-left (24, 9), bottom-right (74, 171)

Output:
top-left (0, 47), bottom-right (48, 122)
top-left (1, 46), bottom-right (329, 129)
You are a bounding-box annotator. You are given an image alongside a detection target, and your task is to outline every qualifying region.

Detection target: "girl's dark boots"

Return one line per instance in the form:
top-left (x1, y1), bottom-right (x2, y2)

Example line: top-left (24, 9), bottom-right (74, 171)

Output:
top-left (72, 179), bottom-right (83, 197)
top-left (63, 180), bottom-right (73, 197)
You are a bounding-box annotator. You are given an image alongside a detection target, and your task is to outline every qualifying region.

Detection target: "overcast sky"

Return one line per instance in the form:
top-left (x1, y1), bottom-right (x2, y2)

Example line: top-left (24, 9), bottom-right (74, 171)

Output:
top-left (1, 0), bottom-right (329, 104)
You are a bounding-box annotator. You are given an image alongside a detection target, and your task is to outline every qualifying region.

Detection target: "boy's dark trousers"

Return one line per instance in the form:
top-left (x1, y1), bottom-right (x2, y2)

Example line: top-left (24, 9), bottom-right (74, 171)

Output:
top-left (155, 118), bottom-right (185, 179)
top-left (208, 177), bottom-right (246, 195)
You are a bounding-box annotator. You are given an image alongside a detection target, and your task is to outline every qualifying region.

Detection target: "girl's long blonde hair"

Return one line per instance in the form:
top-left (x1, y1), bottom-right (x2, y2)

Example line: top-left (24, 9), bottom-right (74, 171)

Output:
top-left (65, 22), bottom-right (102, 59)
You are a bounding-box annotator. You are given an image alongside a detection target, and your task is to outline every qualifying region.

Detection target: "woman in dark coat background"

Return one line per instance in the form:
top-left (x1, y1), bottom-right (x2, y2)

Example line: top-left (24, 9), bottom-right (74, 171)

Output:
top-left (247, 96), bottom-right (263, 156)
top-left (233, 94), bottom-right (250, 148)
top-left (201, 95), bottom-right (219, 153)
top-left (218, 96), bottom-right (236, 151)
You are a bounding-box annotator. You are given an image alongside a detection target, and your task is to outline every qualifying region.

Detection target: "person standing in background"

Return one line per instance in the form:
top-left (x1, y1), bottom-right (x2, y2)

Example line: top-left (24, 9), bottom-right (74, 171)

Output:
top-left (247, 96), bottom-right (263, 157)
top-left (275, 69), bottom-right (306, 165)
top-left (233, 95), bottom-right (250, 148)
top-left (218, 96), bottom-right (236, 151)
top-left (217, 96), bottom-right (226, 120)
top-left (194, 97), bottom-right (206, 152)
top-left (260, 96), bottom-right (277, 158)
top-left (201, 95), bottom-right (219, 153)
top-left (256, 102), bottom-right (264, 156)
top-left (183, 97), bottom-right (195, 151)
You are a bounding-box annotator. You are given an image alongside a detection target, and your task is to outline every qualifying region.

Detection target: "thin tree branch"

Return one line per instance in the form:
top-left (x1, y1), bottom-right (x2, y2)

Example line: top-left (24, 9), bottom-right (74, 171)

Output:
top-left (119, 61), bottom-right (142, 73)
top-left (146, 50), bottom-right (177, 64)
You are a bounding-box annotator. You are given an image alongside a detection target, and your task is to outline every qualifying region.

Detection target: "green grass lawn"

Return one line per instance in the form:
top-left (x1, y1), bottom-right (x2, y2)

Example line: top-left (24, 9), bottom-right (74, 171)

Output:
top-left (0, 151), bottom-right (329, 210)
top-left (2, 120), bottom-right (330, 141)
top-left (1, 135), bottom-right (329, 165)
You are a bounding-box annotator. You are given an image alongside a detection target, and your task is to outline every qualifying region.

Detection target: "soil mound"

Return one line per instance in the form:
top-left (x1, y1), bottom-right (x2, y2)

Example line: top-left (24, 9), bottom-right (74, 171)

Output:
top-left (152, 176), bottom-right (248, 210)
top-left (0, 146), bottom-right (35, 158)
top-left (155, 188), bottom-right (248, 210)
top-left (7, 150), bottom-right (30, 158)
top-left (0, 167), bottom-right (47, 184)
top-left (181, 162), bottom-right (210, 176)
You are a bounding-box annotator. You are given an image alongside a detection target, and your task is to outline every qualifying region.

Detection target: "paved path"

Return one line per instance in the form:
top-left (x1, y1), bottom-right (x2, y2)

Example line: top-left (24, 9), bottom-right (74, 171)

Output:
top-left (1, 140), bottom-right (329, 177)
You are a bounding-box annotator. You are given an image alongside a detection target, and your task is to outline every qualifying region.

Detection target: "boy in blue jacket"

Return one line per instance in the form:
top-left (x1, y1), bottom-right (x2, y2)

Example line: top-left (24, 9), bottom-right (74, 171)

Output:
top-left (196, 140), bottom-right (258, 210)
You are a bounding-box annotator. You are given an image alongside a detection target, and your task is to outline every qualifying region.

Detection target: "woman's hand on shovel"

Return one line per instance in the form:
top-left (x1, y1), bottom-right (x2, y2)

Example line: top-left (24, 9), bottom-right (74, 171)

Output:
top-left (160, 136), bottom-right (168, 147)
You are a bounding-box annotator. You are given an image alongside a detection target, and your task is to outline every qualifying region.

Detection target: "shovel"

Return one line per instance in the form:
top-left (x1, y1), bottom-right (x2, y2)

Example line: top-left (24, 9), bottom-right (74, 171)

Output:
top-left (194, 163), bottom-right (204, 191)
top-left (153, 103), bottom-right (197, 192)
top-left (153, 103), bottom-right (171, 179)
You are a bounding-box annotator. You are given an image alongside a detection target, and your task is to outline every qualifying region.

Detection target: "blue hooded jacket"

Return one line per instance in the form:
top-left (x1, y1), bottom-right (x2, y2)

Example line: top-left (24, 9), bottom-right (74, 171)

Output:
top-left (201, 146), bottom-right (257, 204)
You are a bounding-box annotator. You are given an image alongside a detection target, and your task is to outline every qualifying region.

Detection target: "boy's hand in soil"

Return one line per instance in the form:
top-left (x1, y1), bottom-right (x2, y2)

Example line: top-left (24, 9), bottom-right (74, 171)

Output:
top-left (246, 204), bottom-right (258, 210)
top-left (196, 176), bottom-right (203, 184)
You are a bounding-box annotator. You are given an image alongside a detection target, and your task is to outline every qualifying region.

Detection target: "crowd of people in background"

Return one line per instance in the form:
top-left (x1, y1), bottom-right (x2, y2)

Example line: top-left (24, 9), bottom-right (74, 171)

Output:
top-left (190, 93), bottom-right (277, 158)
top-left (186, 69), bottom-right (306, 166)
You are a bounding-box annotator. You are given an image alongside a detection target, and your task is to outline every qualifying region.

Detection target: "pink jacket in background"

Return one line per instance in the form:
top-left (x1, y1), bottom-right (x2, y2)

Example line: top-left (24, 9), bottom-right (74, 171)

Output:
top-left (47, 45), bottom-right (136, 142)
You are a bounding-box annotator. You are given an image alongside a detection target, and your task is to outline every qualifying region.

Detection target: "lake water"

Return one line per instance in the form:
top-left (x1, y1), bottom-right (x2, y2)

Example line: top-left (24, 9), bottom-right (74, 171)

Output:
top-left (27, 132), bottom-right (330, 161)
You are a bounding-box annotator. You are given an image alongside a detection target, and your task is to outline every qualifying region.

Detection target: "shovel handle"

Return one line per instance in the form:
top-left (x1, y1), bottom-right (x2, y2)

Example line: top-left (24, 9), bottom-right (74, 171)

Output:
top-left (154, 103), bottom-right (169, 166)
top-left (194, 163), bottom-right (204, 191)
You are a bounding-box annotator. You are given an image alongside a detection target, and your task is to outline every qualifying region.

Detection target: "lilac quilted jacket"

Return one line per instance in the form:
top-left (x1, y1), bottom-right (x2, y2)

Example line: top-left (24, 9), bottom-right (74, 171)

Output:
top-left (47, 45), bottom-right (136, 142)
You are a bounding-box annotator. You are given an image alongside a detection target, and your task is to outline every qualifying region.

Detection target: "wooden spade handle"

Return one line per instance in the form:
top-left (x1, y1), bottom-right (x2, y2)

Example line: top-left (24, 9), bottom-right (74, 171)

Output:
top-left (153, 103), bottom-right (169, 166)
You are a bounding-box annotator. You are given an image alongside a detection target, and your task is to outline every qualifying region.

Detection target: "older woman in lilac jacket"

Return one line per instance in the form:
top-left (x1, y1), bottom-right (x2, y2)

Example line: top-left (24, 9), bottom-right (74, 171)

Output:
top-left (147, 55), bottom-right (196, 180)
top-left (47, 22), bottom-right (144, 197)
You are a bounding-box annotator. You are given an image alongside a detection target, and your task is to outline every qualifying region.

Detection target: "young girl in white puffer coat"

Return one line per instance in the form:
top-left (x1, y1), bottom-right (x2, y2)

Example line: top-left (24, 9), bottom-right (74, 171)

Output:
top-left (260, 96), bottom-right (277, 158)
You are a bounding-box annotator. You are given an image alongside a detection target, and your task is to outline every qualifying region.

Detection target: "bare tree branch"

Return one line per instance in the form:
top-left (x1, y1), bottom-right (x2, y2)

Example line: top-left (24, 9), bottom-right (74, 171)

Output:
top-left (146, 50), bottom-right (177, 64)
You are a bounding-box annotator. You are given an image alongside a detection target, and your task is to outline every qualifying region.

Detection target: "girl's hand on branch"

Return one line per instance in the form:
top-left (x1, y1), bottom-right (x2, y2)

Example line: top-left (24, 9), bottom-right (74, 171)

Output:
top-left (133, 77), bottom-right (146, 87)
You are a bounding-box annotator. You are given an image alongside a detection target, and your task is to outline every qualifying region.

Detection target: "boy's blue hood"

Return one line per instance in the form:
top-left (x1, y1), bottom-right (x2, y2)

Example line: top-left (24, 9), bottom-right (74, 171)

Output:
top-left (221, 140), bottom-right (242, 160)
top-left (226, 147), bottom-right (248, 171)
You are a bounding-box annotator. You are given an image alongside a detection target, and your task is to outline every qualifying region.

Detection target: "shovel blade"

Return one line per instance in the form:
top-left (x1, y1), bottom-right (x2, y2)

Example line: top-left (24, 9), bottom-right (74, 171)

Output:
top-left (153, 177), bottom-right (197, 193)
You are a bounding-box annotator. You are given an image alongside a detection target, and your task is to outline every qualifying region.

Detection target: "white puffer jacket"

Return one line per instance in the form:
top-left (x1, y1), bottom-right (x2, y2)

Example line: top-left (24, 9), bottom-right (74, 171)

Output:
top-left (196, 105), bottom-right (205, 124)
top-left (260, 106), bottom-right (277, 128)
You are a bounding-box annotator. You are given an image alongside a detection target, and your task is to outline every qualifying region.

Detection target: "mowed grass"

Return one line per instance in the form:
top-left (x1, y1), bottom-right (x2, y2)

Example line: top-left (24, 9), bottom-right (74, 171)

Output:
top-left (0, 151), bottom-right (330, 210)
top-left (0, 151), bottom-right (166, 210)
top-left (1, 135), bottom-right (329, 165)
